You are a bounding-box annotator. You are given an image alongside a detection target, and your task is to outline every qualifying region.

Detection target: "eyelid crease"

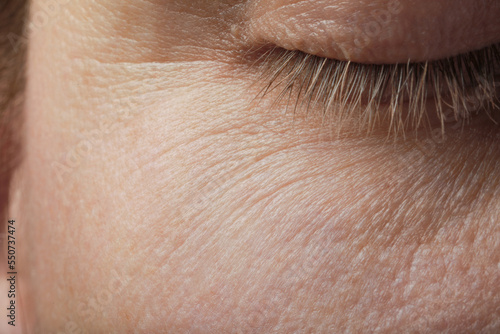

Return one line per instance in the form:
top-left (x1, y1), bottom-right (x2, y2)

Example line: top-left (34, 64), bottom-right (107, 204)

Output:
top-left (251, 43), bottom-right (500, 137)
top-left (246, 0), bottom-right (500, 64)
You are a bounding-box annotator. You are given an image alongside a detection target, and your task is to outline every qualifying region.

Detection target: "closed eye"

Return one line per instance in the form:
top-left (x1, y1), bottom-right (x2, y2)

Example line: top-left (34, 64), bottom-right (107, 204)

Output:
top-left (251, 44), bottom-right (500, 136)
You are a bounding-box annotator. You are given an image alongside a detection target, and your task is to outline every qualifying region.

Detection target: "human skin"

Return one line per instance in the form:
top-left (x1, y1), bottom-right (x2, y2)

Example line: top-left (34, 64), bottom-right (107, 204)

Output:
top-left (247, 0), bottom-right (500, 62)
top-left (8, 0), bottom-right (500, 332)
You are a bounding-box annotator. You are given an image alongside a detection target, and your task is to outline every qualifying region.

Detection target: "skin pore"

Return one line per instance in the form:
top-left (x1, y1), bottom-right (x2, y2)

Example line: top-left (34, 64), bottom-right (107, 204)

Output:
top-left (5, 0), bottom-right (500, 332)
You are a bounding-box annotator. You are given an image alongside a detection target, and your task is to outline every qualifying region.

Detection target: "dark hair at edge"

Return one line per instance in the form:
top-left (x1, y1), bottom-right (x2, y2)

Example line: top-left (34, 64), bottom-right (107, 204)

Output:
top-left (0, 0), bottom-right (27, 221)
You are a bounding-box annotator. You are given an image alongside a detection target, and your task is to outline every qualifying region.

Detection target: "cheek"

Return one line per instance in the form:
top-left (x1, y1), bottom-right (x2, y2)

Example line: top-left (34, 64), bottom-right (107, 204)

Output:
top-left (16, 32), bottom-right (500, 332)
top-left (18, 69), bottom-right (500, 333)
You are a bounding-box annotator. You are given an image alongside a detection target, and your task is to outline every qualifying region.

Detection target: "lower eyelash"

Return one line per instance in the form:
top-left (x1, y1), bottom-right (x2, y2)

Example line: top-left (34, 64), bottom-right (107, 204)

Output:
top-left (253, 44), bottom-right (500, 136)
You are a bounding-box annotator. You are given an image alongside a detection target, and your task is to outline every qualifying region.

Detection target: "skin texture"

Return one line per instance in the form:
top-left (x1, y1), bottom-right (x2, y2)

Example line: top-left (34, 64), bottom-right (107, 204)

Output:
top-left (6, 0), bottom-right (500, 332)
top-left (246, 0), bottom-right (500, 63)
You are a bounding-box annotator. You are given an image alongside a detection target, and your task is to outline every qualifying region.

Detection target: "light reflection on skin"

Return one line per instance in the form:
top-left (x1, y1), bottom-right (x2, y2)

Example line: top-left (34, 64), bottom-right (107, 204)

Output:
top-left (7, 0), bottom-right (500, 332)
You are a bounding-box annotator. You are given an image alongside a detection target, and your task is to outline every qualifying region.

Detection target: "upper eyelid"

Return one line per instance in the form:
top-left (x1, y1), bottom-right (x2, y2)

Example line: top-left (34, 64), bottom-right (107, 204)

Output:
top-left (245, 0), bottom-right (500, 64)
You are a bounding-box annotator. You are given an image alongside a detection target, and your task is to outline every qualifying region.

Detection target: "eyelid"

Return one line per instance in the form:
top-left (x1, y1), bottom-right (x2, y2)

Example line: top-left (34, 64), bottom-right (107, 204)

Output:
top-left (253, 44), bottom-right (500, 136)
top-left (246, 0), bottom-right (500, 64)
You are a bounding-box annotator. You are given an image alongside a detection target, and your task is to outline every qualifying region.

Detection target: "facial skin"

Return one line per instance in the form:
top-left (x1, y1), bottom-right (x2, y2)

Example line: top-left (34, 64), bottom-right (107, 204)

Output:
top-left (247, 0), bottom-right (500, 62)
top-left (6, 0), bottom-right (500, 332)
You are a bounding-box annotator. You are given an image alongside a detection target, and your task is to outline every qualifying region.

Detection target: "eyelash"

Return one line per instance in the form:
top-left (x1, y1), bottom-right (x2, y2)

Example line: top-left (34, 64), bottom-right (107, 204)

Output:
top-left (253, 43), bottom-right (500, 135)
